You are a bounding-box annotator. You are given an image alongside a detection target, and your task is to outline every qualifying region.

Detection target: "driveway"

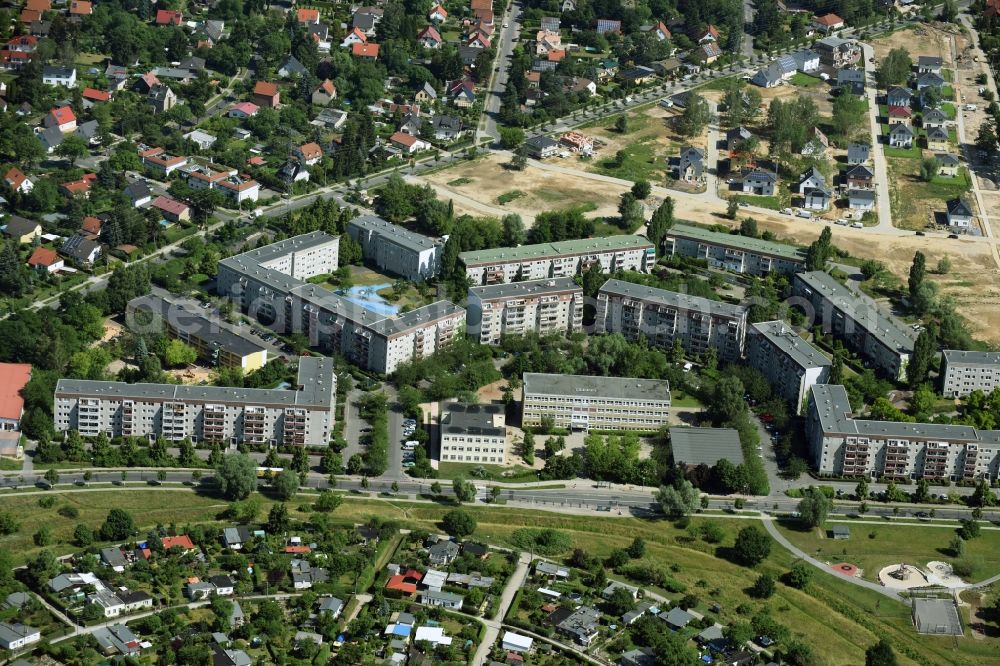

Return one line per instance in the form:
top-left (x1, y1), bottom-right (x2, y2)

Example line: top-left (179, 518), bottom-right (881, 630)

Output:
top-left (472, 551), bottom-right (530, 665)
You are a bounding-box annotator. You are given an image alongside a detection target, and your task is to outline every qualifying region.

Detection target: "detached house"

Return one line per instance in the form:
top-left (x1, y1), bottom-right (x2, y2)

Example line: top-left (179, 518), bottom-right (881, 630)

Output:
top-left (295, 142), bottom-right (323, 166)
top-left (886, 86), bottom-right (911, 108)
top-left (312, 79), bottom-right (336, 105)
top-left (847, 142), bottom-right (870, 165)
top-left (155, 9), bottom-right (183, 26)
top-left (797, 166), bottom-right (826, 193)
top-left (418, 25), bottom-right (442, 49)
top-left (352, 43), bottom-right (380, 60)
top-left (147, 84), bottom-right (177, 114)
top-left (229, 102), bottom-right (258, 118)
top-left (676, 146), bottom-right (705, 182)
top-left (390, 131), bottom-right (429, 153)
top-left (837, 68), bottom-right (865, 96)
top-left (45, 105), bottom-right (77, 132)
top-left (450, 80), bottom-right (476, 107)
top-left (428, 539), bottom-right (461, 565)
top-left (42, 65), bottom-right (76, 88)
top-left (926, 126), bottom-right (949, 151)
top-left (922, 107), bottom-right (948, 130)
top-left (726, 126), bottom-right (753, 152)
top-left (936, 153), bottom-right (961, 177)
top-left (917, 55), bottom-right (943, 75)
top-left (888, 123), bottom-right (914, 148)
top-left (429, 4), bottom-right (448, 22)
top-left (28, 246), bottom-right (63, 273)
top-left (252, 81), bottom-right (280, 108)
top-left (4, 215), bottom-right (41, 243)
top-left (845, 164), bottom-right (874, 188)
top-left (277, 55), bottom-right (307, 78)
top-left (848, 188), bottom-right (876, 211)
top-left (813, 13), bottom-right (845, 32)
top-left (4, 167), bottom-right (33, 194)
top-left (740, 169), bottom-right (777, 196)
top-left (916, 72), bottom-right (945, 90)
top-left (61, 234), bottom-right (101, 265)
top-left (887, 105), bottom-right (912, 126)
top-left (342, 27), bottom-right (367, 48)
top-left (947, 197), bottom-right (973, 227)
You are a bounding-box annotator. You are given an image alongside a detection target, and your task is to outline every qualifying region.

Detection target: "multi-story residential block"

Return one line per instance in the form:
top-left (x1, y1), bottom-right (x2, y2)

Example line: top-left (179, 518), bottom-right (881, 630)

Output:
top-left (459, 235), bottom-right (655, 285)
top-left (54, 357), bottom-right (336, 447)
top-left (808, 384), bottom-right (1000, 481)
top-left (747, 321), bottom-right (831, 413)
top-left (792, 271), bottom-right (914, 381)
top-left (662, 224), bottom-right (806, 276)
top-left (466, 277), bottom-right (583, 344)
top-left (941, 350), bottom-right (1000, 398)
top-left (595, 279), bottom-right (748, 362)
top-left (217, 231), bottom-right (465, 374)
top-left (126, 295), bottom-right (269, 371)
top-left (522, 373), bottom-right (671, 432)
top-left (439, 402), bottom-right (507, 464)
top-left (347, 214), bottom-right (441, 281)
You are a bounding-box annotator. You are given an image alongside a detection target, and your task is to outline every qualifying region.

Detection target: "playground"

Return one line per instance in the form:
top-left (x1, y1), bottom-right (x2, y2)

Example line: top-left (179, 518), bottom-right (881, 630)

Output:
top-left (878, 561), bottom-right (968, 590)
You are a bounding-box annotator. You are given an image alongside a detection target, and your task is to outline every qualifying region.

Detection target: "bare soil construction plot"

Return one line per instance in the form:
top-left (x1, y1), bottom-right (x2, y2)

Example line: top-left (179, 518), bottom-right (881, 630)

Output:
top-left (871, 25), bottom-right (954, 66)
top-left (422, 153), bottom-right (630, 225)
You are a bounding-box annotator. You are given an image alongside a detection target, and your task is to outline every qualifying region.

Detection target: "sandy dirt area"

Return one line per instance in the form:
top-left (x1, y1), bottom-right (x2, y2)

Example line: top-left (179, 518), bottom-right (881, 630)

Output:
top-left (423, 153), bottom-right (630, 225)
top-left (871, 25), bottom-right (954, 65)
top-left (166, 365), bottom-right (214, 385)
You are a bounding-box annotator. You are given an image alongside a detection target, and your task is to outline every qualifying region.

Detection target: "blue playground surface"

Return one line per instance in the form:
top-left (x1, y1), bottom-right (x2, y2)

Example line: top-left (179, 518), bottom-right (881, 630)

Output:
top-left (338, 283), bottom-right (399, 316)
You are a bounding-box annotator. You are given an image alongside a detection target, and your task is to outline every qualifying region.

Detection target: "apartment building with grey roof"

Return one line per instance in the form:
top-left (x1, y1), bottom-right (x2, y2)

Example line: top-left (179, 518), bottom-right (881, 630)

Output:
top-left (522, 373), bottom-right (671, 432)
top-left (662, 224), bottom-right (807, 276)
top-left (747, 321), bottom-right (831, 413)
top-left (459, 235), bottom-right (655, 285)
top-left (807, 384), bottom-right (1000, 481)
top-left (439, 402), bottom-right (508, 464)
top-left (54, 357), bottom-right (336, 447)
top-left (466, 277), bottom-right (583, 344)
top-left (941, 350), bottom-right (1000, 398)
top-left (792, 271), bottom-right (913, 382)
top-left (216, 231), bottom-right (464, 374)
top-left (346, 214), bottom-right (441, 282)
top-left (595, 279), bottom-right (748, 362)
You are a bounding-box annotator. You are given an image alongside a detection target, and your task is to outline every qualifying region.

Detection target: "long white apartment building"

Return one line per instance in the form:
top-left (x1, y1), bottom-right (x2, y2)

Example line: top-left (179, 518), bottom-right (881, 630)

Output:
top-left (466, 277), bottom-right (583, 344)
top-left (808, 384), bottom-right (1000, 481)
top-left (439, 402), bottom-right (508, 464)
top-left (459, 235), bottom-right (656, 285)
top-left (594, 279), bottom-right (748, 362)
top-left (747, 321), bottom-right (831, 413)
top-left (54, 358), bottom-right (336, 447)
top-left (941, 350), bottom-right (1000, 398)
top-left (522, 373), bottom-right (671, 432)
top-left (663, 224), bottom-right (807, 276)
top-left (792, 271), bottom-right (913, 382)
top-left (216, 231), bottom-right (465, 374)
top-left (347, 214), bottom-right (441, 281)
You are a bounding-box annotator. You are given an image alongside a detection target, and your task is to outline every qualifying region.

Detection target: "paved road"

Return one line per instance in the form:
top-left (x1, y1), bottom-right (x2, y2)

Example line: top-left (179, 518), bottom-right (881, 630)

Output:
top-left (342, 387), bottom-right (368, 466)
top-left (479, 0), bottom-right (521, 142)
top-left (705, 100), bottom-right (721, 197)
top-left (760, 515), bottom-right (903, 601)
top-left (861, 43), bottom-right (895, 232)
top-left (472, 551), bottom-right (530, 665)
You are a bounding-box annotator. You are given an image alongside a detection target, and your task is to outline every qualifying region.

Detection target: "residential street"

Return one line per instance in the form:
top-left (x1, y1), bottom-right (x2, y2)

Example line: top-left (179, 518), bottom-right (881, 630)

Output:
top-left (861, 42), bottom-right (895, 232)
top-left (471, 551), bottom-right (530, 666)
top-left (479, 0), bottom-right (521, 142)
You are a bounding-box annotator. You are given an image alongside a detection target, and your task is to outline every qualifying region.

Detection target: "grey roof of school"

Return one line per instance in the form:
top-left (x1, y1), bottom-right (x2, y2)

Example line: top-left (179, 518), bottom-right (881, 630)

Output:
top-left (440, 402), bottom-right (505, 437)
top-left (599, 278), bottom-right (748, 320)
top-left (795, 271), bottom-right (914, 353)
top-left (348, 214), bottom-right (439, 252)
top-left (942, 349), bottom-right (1000, 366)
top-left (470, 276), bottom-right (581, 301)
top-left (128, 294), bottom-right (267, 358)
top-left (666, 224), bottom-right (806, 262)
top-left (750, 321), bottom-right (831, 370)
top-left (523, 372), bottom-right (671, 403)
top-left (55, 356), bottom-right (334, 407)
top-left (810, 384), bottom-right (1000, 444)
top-left (669, 427), bottom-right (744, 467)
top-left (459, 235), bottom-right (653, 266)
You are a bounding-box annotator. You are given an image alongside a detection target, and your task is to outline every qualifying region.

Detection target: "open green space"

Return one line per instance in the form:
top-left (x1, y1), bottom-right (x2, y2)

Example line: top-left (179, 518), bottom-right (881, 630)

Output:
top-left (590, 138), bottom-right (665, 182)
top-left (774, 519), bottom-right (1000, 583)
top-left (791, 72), bottom-right (825, 88)
top-left (435, 462), bottom-right (544, 484)
top-left (0, 457), bottom-right (21, 471)
top-left (497, 190), bottom-right (526, 205)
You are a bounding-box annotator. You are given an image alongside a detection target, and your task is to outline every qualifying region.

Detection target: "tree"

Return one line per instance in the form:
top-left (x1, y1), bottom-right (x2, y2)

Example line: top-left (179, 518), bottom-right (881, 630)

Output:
top-left (786, 561), bottom-right (813, 589)
top-left (627, 536), bottom-right (646, 559)
top-left (797, 487), bottom-right (831, 527)
top-left (940, 0), bottom-right (957, 22)
top-left (750, 573), bottom-right (775, 598)
top-left (73, 523), bottom-right (93, 546)
top-left (971, 478), bottom-right (997, 507)
top-left (430, 481), bottom-right (443, 496)
top-left (805, 226), bottom-right (833, 270)
top-left (271, 469), bottom-right (300, 500)
top-left (865, 638), bottom-right (898, 666)
top-left (784, 640), bottom-right (815, 666)
top-left (452, 477), bottom-right (477, 503)
top-left (875, 48), bottom-right (912, 88)
top-left (615, 115), bottom-right (628, 133)
top-left (647, 197), bottom-right (675, 252)
top-left (920, 157), bottom-right (940, 182)
top-left (656, 479), bottom-right (699, 518)
top-left (100, 508), bottom-right (135, 541)
top-left (618, 192), bottom-right (643, 228)
top-left (56, 134), bottom-right (90, 166)
top-left (314, 491), bottom-right (343, 512)
top-left (855, 477), bottom-right (869, 501)
top-left (163, 339), bottom-right (198, 367)
top-left (44, 468), bottom-right (59, 486)
top-left (733, 526), bottom-right (771, 566)
top-left (739, 217), bottom-right (758, 238)
top-left (501, 213), bottom-right (525, 247)
top-left (499, 126), bottom-right (525, 150)
top-left (215, 454), bottom-right (257, 500)
top-left (937, 255), bottom-right (951, 274)
top-left (606, 586), bottom-right (636, 615)
top-left (442, 508), bottom-right (477, 537)
top-left (267, 503), bottom-right (290, 534)
top-left (727, 198), bottom-right (739, 220)
top-left (908, 251), bottom-right (926, 302)
top-left (908, 328), bottom-right (937, 388)
top-left (0, 512), bottom-right (17, 535)
top-left (522, 430), bottom-right (535, 465)
top-left (676, 93), bottom-right (711, 137)
top-left (631, 180), bottom-right (651, 200)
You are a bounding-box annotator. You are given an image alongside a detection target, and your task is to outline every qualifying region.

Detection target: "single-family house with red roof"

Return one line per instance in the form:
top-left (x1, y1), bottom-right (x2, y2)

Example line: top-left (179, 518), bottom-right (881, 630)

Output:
top-left (296, 8), bottom-right (320, 24)
top-left (81, 215), bottom-right (103, 236)
top-left (653, 21), bottom-right (671, 41)
top-left (27, 247), bottom-right (63, 273)
top-left (295, 142), bottom-right (323, 166)
top-left (352, 42), bottom-right (379, 59)
top-left (813, 13), bottom-right (845, 33)
top-left (161, 535), bottom-right (196, 551)
top-left (156, 9), bottom-right (183, 26)
top-left (467, 32), bottom-right (490, 48)
top-left (389, 131), bottom-right (429, 153)
top-left (418, 25), bottom-right (442, 49)
top-left (6, 35), bottom-right (38, 52)
top-left (429, 4), bottom-right (448, 22)
top-left (229, 101), bottom-right (259, 118)
top-left (59, 175), bottom-right (94, 198)
top-left (312, 79), bottom-right (336, 105)
top-left (152, 195), bottom-right (191, 223)
top-left (252, 81), bottom-right (280, 108)
top-left (342, 27), bottom-right (367, 48)
top-left (45, 105), bottom-right (77, 132)
top-left (4, 167), bottom-right (33, 194)
top-left (82, 87), bottom-right (111, 103)
top-left (69, 1), bottom-right (92, 16)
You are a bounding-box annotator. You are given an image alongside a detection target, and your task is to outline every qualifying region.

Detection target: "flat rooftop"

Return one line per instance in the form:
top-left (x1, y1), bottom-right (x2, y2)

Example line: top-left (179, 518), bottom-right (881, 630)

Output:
top-left (666, 224), bottom-right (807, 262)
top-left (459, 234), bottom-right (653, 266)
top-left (523, 373), bottom-right (670, 402)
top-left (56, 357), bottom-right (335, 408)
top-left (669, 427), bottom-right (744, 467)
top-left (599, 278), bottom-right (747, 320)
top-left (810, 384), bottom-right (1000, 444)
top-left (795, 271), bottom-right (914, 354)
top-left (349, 214), bottom-right (439, 253)
top-left (440, 402), bottom-right (506, 437)
top-left (470, 277), bottom-right (581, 301)
top-left (942, 349), bottom-right (1000, 366)
top-left (128, 294), bottom-right (266, 358)
top-left (750, 321), bottom-right (831, 370)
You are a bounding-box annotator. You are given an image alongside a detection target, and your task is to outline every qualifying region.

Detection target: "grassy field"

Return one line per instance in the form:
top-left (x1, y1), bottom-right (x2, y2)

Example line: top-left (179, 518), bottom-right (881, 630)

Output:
top-left (435, 462), bottom-right (544, 483)
top-left (790, 72), bottom-right (825, 88)
top-left (591, 138), bottom-right (665, 182)
top-left (0, 457), bottom-right (20, 471)
top-left (497, 190), bottom-right (526, 205)
top-left (886, 157), bottom-right (970, 230)
top-left (775, 519), bottom-right (1000, 583)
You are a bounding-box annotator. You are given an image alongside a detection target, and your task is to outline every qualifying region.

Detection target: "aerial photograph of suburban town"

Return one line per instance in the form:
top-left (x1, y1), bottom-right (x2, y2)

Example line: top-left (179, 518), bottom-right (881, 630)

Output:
top-left (6, 0), bottom-right (1000, 664)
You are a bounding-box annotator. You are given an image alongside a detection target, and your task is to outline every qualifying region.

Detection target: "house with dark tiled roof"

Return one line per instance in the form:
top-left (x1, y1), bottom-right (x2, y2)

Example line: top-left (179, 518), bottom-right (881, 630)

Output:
top-left (740, 168), bottom-right (777, 196)
top-left (888, 123), bottom-right (914, 148)
top-left (947, 197), bottom-right (973, 227)
top-left (61, 234), bottom-right (101, 265)
top-left (845, 164), bottom-right (874, 188)
top-left (3, 215), bottom-right (41, 244)
top-left (887, 86), bottom-right (911, 108)
top-left (936, 152), bottom-right (961, 177)
top-left (676, 146), bottom-right (705, 182)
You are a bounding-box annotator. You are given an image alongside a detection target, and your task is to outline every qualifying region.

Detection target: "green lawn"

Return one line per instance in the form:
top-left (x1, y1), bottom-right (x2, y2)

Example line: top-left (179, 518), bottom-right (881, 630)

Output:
top-left (940, 102), bottom-right (957, 119)
top-left (497, 190), bottom-right (526, 205)
top-left (882, 134), bottom-right (921, 159)
top-left (927, 166), bottom-right (972, 198)
top-left (0, 457), bottom-right (20, 470)
top-left (775, 519), bottom-right (1000, 583)
top-left (731, 194), bottom-right (784, 210)
top-left (694, 75), bottom-right (738, 92)
top-left (435, 462), bottom-right (544, 483)
top-left (590, 137), bottom-right (665, 182)
top-left (791, 72), bottom-right (825, 88)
